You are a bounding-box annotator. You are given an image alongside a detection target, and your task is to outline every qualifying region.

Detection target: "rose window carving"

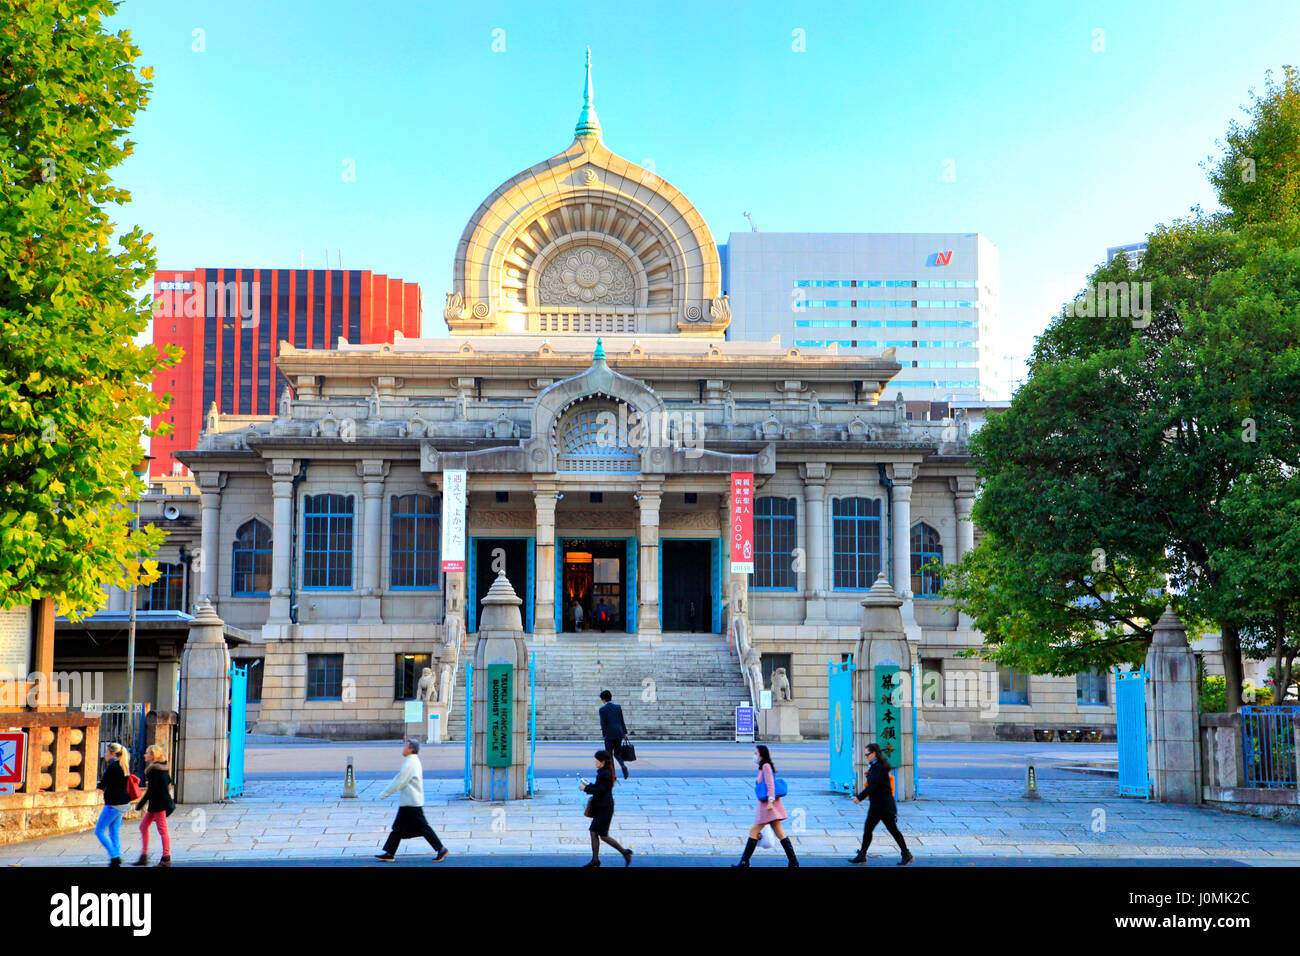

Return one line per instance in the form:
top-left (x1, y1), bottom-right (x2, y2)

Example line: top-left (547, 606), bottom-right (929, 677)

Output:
top-left (537, 246), bottom-right (635, 306)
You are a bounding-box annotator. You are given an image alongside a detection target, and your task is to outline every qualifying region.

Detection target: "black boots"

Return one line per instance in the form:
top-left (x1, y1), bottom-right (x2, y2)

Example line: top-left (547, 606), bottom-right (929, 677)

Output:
top-left (780, 837), bottom-right (799, 868)
top-left (732, 837), bottom-right (758, 867)
top-left (848, 850), bottom-right (867, 865)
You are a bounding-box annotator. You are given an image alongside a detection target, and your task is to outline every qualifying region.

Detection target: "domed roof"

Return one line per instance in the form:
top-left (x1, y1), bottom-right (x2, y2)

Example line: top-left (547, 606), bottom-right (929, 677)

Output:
top-left (444, 50), bottom-right (725, 339)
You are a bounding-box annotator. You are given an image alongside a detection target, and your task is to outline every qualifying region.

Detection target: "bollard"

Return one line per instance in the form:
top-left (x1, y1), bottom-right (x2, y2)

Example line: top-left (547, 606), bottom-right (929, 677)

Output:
top-left (1023, 757), bottom-right (1041, 800)
top-left (342, 755), bottom-right (357, 799)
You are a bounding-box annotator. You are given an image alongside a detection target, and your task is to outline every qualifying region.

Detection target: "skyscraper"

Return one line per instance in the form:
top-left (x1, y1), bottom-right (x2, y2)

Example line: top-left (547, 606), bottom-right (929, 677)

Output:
top-left (150, 268), bottom-right (421, 477)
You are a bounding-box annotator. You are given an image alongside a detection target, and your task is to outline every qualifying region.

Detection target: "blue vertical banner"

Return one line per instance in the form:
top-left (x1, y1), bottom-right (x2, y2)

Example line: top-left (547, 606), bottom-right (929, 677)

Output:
top-left (467, 536), bottom-right (477, 633)
top-left (828, 659), bottom-right (854, 792)
top-left (711, 537), bottom-right (722, 634)
top-left (227, 663), bottom-right (248, 798)
top-left (524, 536), bottom-right (535, 633)
top-left (625, 537), bottom-right (637, 634)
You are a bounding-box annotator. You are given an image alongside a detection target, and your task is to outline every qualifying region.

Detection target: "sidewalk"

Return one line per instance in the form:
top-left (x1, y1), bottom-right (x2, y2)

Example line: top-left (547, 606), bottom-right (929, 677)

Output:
top-left (3, 776), bottom-right (1297, 865)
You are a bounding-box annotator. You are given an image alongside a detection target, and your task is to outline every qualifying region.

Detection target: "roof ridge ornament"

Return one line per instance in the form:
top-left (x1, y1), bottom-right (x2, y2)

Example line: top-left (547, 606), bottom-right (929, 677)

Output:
top-left (574, 47), bottom-right (602, 140)
top-left (593, 337), bottom-right (606, 362)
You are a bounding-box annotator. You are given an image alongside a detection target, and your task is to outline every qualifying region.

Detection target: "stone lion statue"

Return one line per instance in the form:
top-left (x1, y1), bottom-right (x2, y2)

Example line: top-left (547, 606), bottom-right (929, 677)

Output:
top-left (416, 666), bottom-right (437, 704)
top-left (770, 667), bottom-right (791, 702)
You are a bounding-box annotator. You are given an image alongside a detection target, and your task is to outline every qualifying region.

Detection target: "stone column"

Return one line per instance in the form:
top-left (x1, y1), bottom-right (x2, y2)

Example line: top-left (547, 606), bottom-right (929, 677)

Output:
top-left (195, 471), bottom-right (226, 607)
top-left (637, 487), bottom-right (662, 640)
top-left (357, 460), bottom-right (389, 624)
top-left (950, 475), bottom-right (977, 630)
top-left (177, 601), bottom-right (232, 804)
top-left (533, 483), bottom-right (557, 640)
top-left (853, 574), bottom-right (915, 801)
top-left (470, 572), bottom-right (531, 801)
top-left (1145, 606), bottom-right (1202, 804)
top-left (799, 463), bottom-right (829, 624)
top-left (268, 460), bottom-right (296, 624)
top-left (886, 464), bottom-right (915, 598)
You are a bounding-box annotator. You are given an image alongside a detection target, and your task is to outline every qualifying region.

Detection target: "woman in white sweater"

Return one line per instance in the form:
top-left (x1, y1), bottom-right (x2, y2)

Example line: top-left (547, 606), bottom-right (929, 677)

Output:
top-left (375, 739), bottom-right (450, 862)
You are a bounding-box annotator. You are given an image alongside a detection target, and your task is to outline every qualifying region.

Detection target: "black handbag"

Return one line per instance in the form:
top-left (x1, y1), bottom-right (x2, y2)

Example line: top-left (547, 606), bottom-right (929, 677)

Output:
top-left (583, 797), bottom-right (595, 818)
top-left (618, 737), bottom-right (637, 762)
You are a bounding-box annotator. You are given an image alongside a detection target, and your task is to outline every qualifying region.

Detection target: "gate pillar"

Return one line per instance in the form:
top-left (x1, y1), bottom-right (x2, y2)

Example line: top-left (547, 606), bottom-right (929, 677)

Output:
top-left (853, 574), bottom-right (915, 801)
top-left (177, 601), bottom-right (232, 804)
top-left (1144, 606), bottom-right (1202, 804)
top-left (469, 571), bottom-right (531, 800)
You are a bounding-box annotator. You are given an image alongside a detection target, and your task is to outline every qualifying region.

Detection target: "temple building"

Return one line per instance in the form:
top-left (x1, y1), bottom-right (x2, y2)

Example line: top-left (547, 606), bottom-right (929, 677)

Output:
top-left (154, 55), bottom-right (1124, 741)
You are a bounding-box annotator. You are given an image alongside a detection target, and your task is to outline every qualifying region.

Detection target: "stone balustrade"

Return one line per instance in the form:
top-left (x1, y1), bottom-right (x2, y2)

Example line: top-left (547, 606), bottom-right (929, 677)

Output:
top-left (0, 711), bottom-right (105, 845)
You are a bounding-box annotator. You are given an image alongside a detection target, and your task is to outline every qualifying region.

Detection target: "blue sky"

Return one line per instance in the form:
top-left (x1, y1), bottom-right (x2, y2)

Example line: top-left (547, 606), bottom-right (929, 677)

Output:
top-left (108, 0), bottom-right (1300, 396)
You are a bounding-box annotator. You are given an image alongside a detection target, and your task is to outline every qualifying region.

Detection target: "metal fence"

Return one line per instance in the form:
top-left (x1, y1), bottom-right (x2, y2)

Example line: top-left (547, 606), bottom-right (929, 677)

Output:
top-left (88, 703), bottom-right (150, 771)
top-left (1241, 705), bottom-right (1299, 789)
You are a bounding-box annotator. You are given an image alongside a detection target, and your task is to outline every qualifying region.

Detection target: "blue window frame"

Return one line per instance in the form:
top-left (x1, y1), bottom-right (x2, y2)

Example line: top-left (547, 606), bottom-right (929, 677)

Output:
top-left (832, 497), bottom-right (881, 589)
top-left (303, 493), bottom-right (353, 590)
top-left (999, 667), bottom-right (1030, 706)
top-left (751, 496), bottom-right (797, 590)
top-left (139, 561), bottom-right (185, 611)
top-left (306, 653), bottom-right (344, 700)
top-left (390, 494), bottom-right (439, 590)
top-left (910, 522), bottom-right (943, 597)
top-left (231, 519), bottom-right (272, 596)
top-left (1076, 669), bottom-right (1109, 705)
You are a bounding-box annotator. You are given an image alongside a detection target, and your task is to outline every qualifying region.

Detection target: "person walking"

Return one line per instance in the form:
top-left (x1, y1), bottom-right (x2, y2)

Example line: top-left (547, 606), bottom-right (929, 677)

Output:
top-left (733, 744), bottom-right (798, 867)
top-left (571, 598), bottom-right (584, 633)
top-left (598, 690), bottom-right (630, 779)
top-left (578, 749), bottom-right (632, 867)
top-left (94, 742), bottom-right (132, 867)
top-left (374, 739), bottom-right (450, 863)
top-left (132, 745), bottom-right (175, 867)
top-left (596, 597), bottom-right (610, 632)
top-left (687, 600), bottom-right (697, 633)
top-left (848, 742), bottom-right (914, 866)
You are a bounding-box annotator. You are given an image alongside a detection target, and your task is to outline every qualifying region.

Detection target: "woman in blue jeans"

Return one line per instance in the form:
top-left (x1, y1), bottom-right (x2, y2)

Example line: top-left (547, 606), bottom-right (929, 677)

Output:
top-left (95, 743), bottom-right (132, 867)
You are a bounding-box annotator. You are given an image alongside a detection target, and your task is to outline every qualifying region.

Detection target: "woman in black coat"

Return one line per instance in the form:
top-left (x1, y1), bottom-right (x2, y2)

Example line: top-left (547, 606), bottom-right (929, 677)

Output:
top-left (849, 742), bottom-right (914, 865)
top-left (579, 750), bottom-right (633, 867)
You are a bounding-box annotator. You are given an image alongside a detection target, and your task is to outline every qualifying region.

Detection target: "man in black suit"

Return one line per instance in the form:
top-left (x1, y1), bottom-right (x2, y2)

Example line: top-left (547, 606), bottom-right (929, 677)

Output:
top-left (598, 690), bottom-right (630, 779)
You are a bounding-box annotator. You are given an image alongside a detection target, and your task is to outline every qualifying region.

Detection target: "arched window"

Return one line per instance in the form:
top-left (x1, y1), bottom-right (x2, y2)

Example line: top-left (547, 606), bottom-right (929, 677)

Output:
top-left (303, 494), bottom-right (354, 590)
top-left (910, 522), bottom-right (943, 597)
top-left (139, 562), bottom-right (185, 611)
top-left (232, 519), bottom-right (272, 595)
top-left (752, 497), bottom-right (797, 590)
top-left (555, 401), bottom-right (639, 474)
top-left (390, 494), bottom-right (440, 589)
top-left (832, 497), bottom-right (882, 590)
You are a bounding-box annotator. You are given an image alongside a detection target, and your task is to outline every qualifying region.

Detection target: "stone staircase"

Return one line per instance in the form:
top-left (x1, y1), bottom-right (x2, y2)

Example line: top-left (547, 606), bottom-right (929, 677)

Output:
top-left (529, 632), bottom-right (751, 740)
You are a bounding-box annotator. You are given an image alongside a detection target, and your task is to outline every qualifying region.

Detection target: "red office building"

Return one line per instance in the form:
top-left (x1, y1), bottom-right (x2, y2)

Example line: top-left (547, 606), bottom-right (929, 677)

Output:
top-left (151, 268), bottom-right (422, 477)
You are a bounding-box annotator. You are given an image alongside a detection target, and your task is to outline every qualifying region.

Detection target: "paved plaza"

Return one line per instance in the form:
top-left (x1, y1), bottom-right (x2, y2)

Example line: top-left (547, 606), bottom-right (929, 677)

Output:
top-left (3, 742), bottom-right (1297, 866)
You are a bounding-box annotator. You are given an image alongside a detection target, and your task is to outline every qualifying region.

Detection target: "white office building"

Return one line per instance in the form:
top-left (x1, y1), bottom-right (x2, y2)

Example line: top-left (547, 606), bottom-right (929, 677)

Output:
top-left (722, 233), bottom-right (1001, 404)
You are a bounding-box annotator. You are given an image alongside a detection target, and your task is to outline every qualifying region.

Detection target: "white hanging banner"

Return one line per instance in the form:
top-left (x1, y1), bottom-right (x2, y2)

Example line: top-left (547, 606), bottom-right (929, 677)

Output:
top-left (441, 470), bottom-right (467, 572)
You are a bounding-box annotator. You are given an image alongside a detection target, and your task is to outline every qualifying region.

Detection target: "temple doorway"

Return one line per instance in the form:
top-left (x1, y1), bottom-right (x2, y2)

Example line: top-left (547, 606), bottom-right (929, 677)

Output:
top-left (560, 538), bottom-right (628, 632)
top-left (660, 539), bottom-right (713, 633)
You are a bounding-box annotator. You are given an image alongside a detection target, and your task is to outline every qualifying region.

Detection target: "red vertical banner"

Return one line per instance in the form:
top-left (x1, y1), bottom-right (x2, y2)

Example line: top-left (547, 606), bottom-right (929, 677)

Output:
top-left (730, 472), bottom-right (754, 573)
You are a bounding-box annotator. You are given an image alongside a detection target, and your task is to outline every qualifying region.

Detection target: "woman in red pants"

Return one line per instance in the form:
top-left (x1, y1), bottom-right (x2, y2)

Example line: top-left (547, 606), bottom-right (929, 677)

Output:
top-left (132, 745), bottom-right (175, 867)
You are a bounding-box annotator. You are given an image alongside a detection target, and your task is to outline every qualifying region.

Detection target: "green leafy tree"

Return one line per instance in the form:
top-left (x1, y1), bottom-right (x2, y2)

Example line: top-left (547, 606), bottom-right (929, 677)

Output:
top-left (944, 72), bottom-right (1300, 711)
top-left (1208, 66), bottom-right (1300, 229)
top-left (0, 0), bottom-right (175, 618)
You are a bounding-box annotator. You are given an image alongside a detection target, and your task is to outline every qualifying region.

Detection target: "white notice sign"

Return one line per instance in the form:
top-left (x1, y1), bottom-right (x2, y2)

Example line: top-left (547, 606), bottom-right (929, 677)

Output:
top-left (0, 605), bottom-right (32, 680)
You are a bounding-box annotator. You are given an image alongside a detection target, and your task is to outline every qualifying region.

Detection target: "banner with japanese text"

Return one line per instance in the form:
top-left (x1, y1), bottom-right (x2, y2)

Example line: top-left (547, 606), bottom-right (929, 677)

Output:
top-left (730, 472), bottom-right (754, 573)
top-left (440, 470), bottom-right (467, 572)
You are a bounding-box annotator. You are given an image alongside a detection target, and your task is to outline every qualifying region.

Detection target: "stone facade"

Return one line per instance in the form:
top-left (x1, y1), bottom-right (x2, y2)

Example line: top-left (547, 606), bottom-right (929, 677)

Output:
top-left (143, 59), bottom-right (1123, 741)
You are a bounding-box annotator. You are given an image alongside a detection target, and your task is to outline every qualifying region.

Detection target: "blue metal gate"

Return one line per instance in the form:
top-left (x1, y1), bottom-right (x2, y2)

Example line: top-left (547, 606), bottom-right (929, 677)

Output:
top-left (462, 661), bottom-right (473, 796)
top-left (828, 659), bottom-right (855, 792)
top-left (227, 663), bottom-right (248, 798)
top-left (1241, 705), bottom-right (1300, 789)
top-left (527, 652), bottom-right (537, 796)
top-left (1115, 667), bottom-right (1151, 798)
